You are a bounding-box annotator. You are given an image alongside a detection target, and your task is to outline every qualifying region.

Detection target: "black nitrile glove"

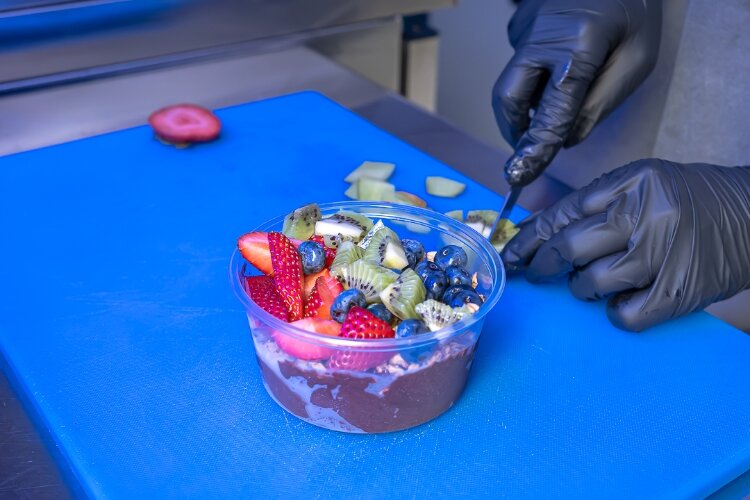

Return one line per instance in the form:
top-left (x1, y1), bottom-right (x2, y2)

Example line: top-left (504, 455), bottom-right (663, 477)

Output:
top-left (493, 0), bottom-right (662, 186)
top-left (502, 159), bottom-right (750, 332)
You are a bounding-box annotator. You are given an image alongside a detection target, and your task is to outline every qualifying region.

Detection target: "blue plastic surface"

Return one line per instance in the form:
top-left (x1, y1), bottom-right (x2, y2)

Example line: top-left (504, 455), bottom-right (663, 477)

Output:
top-left (0, 91), bottom-right (748, 499)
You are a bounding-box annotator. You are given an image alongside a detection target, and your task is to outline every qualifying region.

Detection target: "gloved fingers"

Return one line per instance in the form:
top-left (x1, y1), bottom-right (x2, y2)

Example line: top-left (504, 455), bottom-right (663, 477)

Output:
top-left (524, 212), bottom-right (632, 282)
top-left (502, 190), bottom-right (588, 269)
top-left (565, 45), bottom-right (659, 147)
top-left (504, 59), bottom-right (601, 186)
top-left (568, 251), bottom-right (651, 301)
top-left (607, 287), bottom-right (669, 332)
top-left (492, 52), bottom-right (547, 147)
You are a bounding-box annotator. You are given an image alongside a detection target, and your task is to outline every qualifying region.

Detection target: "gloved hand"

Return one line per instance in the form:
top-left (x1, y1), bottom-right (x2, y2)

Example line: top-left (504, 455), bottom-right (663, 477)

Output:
top-left (493, 0), bottom-right (663, 186)
top-left (501, 159), bottom-right (750, 331)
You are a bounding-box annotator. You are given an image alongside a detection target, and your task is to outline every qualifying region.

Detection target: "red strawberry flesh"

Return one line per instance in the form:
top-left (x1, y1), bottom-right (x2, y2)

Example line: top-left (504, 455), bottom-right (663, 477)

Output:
top-left (340, 306), bottom-right (395, 340)
top-left (268, 232), bottom-right (305, 321)
top-left (244, 275), bottom-right (289, 321)
top-left (148, 104), bottom-right (221, 144)
top-left (304, 274), bottom-right (344, 319)
top-left (238, 232), bottom-right (303, 276)
top-left (273, 318), bottom-right (340, 360)
top-left (328, 349), bottom-right (393, 371)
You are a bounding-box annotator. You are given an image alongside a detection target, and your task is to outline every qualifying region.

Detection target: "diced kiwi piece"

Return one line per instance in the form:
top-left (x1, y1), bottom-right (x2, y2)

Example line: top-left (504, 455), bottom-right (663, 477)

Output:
top-left (338, 260), bottom-right (398, 303)
top-left (344, 161), bottom-right (395, 183)
top-left (362, 227), bottom-right (409, 270)
top-left (314, 211), bottom-right (373, 243)
top-left (358, 220), bottom-right (385, 249)
top-left (344, 183), bottom-right (358, 200)
top-left (415, 299), bottom-right (474, 332)
top-left (282, 203), bottom-right (321, 240)
top-left (425, 176), bottom-right (466, 198)
top-left (466, 210), bottom-right (499, 226)
top-left (380, 268), bottom-right (426, 320)
top-left (357, 178), bottom-right (396, 201)
top-left (330, 240), bottom-right (364, 277)
top-left (490, 219), bottom-right (520, 252)
top-left (444, 210), bottom-right (464, 221)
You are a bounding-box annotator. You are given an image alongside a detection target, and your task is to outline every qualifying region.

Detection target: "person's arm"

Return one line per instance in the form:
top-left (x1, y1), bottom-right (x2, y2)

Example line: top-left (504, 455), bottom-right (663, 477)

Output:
top-left (493, 0), bottom-right (662, 186)
top-left (502, 159), bottom-right (750, 331)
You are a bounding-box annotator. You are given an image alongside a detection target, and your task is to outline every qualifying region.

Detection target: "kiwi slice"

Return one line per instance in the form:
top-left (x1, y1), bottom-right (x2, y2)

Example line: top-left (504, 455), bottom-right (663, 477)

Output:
top-left (344, 161), bottom-right (395, 183)
top-left (358, 220), bottom-right (384, 249)
top-left (282, 203), bottom-right (321, 240)
top-left (357, 178), bottom-right (396, 201)
top-left (490, 219), bottom-right (520, 252)
top-left (314, 211), bottom-right (373, 243)
top-left (338, 260), bottom-right (398, 303)
top-left (362, 228), bottom-right (409, 270)
top-left (330, 241), bottom-right (364, 277)
top-left (415, 299), bottom-right (476, 332)
top-left (380, 268), bottom-right (426, 320)
top-left (425, 176), bottom-right (466, 198)
top-left (444, 210), bottom-right (464, 221)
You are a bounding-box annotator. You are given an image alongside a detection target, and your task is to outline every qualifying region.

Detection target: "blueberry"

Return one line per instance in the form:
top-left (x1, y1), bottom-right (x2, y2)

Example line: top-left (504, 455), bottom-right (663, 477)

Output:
top-left (448, 290), bottom-right (484, 308)
top-left (330, 289), bottom-right (367, 323)
top-left (401, 238), bottom-right (425, 268)
top-left (298, 241), bottom-right (326, 275)
top-left (424, 270), bottom-right (448, 300)
top-left (395, 319), bottom-right (430, 338)
top-left (367, 303), bottom-right (393, 324)
top-left (415, 261), bottom-right (440, 281)
top-left (442, 285), bottom-right (474, 304)
top-left (434, 245), bottom-right (468, 270)
top-left (445, 265), bottom-right (472, 288)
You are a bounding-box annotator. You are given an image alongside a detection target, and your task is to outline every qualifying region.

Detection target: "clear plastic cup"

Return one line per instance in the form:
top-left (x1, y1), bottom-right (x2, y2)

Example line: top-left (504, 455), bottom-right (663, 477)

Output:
top-left (230, 202), bottom-right (505, 433)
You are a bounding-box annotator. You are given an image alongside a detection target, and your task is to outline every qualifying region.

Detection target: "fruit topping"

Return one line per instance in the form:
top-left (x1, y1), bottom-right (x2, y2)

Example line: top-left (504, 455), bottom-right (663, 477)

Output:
top-left (395, 319), bottom-right (430, 338)
top-left (305, 274), bottom-right (344, 319)
top-left (366, 303), bottom-right (393, 324)
top-left (337, 260), bottom-right (398, 303)
top-left (415, 299), bottom-right (475, 332)
top-left (268, 232), bottom-right (305, 321)
top-left (446, 289), bottom-right (483, 308)
top-left (423, 270), bottom-right (449, 301)
top-left (434, 244), bottom-right (468, 270)
top-left (330, 289), bottom-right (368, 323)
top-left (282, 203), bottom-right (321, 240)
top-left (330, 240), bottom-right (364, 278)
top-left (362, 227), bottom-right (409, 270)
top-left (380, 268), bottom-right (426, 320)
top-left (444, 265), bottom-right (472, 288)
top-left (244, 275), bottom-right (289, 321)
top-left (314, 211), bottom-right (374, 244)
top-left (400, 238), bottom-right (425, 268)
top-left (274, 318), bottom-right (340, 360)
top-left (340, 306), bottom-right (395, 340)
top-left (298, 240), bottom-right (326, 275)
top-left (358, 220), bottom-right (385, 250)
top-left (414, 261), bottom-right (440, 282)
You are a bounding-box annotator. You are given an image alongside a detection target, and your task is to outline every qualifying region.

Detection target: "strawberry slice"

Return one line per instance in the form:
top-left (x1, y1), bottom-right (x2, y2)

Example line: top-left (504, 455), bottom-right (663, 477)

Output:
top-left (328, 349), bottom-right (393, 371)
top-left (340, 306), bottom-right (395, 339)
top-left (304, 274), bottom-right (344, 319)
top-left (244, 275), bottom-right (289, 321)
top-left (238, 232), bottom-right (303, 275)
top-left (268, 232), bottom-right (304, 321)
top-left (273, 318), bottom-right (340, 360)
top-left (310, 235), bottom-right (336, 268)
top-left (148, 104), bottom-right (221, 144)
top-left (304, 268), bottom-right (330, 299)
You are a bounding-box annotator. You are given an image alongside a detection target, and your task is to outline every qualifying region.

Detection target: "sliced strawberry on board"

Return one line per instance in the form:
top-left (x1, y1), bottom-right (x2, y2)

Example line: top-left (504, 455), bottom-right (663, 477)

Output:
top-left (339, 306), bottom-right (395, 340)
top-left (148, 104), bottom-right (221, 144)
top-left (304, 274), bottom-right (344, 319)
top-left (244, 275), bottom-right (289, 321)
top-left (238, 232), bottom-right (303, 276)
top-left (328, 349), bottom-right (393, 371)
top-left (268, 232), bottom-right (305, 321)
top-left (273, 318), bottom-right (341, 360)
top-left (310, 235), bottom-right (336, 268)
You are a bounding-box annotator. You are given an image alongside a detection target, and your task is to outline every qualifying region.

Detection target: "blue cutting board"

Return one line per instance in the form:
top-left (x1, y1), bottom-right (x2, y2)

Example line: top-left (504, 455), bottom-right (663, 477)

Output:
top-left (0, 92), bottom-right (748, 499)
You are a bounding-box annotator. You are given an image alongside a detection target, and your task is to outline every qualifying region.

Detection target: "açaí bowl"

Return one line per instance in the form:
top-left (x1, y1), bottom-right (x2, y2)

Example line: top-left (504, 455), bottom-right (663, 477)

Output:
top-left (230, 202), bottom-right (505, 433)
